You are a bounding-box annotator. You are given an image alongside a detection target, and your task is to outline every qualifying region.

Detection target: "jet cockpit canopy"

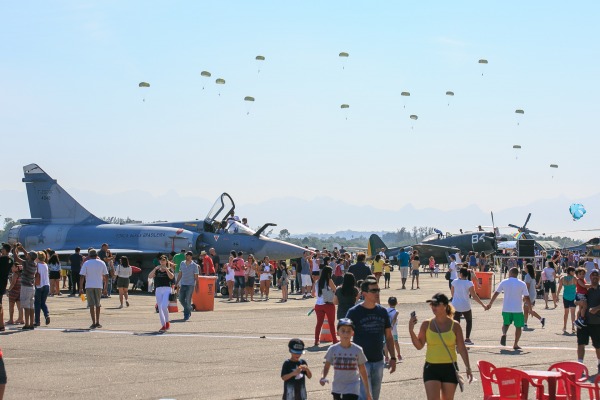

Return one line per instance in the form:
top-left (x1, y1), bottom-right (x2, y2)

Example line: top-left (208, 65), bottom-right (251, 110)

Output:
top-left (204, 193), bottom-right (236, 233)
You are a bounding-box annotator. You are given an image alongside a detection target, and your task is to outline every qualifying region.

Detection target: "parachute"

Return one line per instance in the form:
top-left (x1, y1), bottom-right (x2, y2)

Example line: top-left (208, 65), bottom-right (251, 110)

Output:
top-left (339, 52), bottom-right (349, 70)
top-left (446, 91), bottom-right (454, 106)
top-left (512, 145), bottom-right (521, 160)
top-left (200, 71), bottom-right (211, 77)
top-left (515, 109), bottom-right (525, 125)
top-left (339, 52), bottom-right (349, 57)
top-left (138, 82), bottom-right (150, 88)
top-left (409, 115), bottom-right (418, 120)
top-left (255, 55), bottom-right (265, 61)
top-left (215, 78), bottom-right (225, 84)
top-left (569, 203), bottom-right (586, 221)
top-left (244, 96), bottom-right (255, 115)
top-left (515, 109), bottom-right (524, 114)
top-left (478, 59), bottom-right (488, 76)
top-left (340, 104), bottom-right (350, 109)
top-left (513, 145), bottom-right (521, 149)
top-left (401, 92), bottom-right (410, 109)
top-left (550, 164), bottom-right (558, 168)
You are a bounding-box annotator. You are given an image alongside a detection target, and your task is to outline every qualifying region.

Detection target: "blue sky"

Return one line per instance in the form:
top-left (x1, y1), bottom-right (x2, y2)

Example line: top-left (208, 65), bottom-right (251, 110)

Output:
top-left (1, 1), bottom-right (598, 225)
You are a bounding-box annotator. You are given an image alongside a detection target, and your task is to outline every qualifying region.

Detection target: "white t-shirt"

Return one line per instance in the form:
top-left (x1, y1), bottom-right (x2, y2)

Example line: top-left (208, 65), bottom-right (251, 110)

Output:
top-left (80, 258), bottom-right (109, 289)
top-left (387, 307), bottom-right (398, 336)
top-left (115, 264), bottom-right (133, 278)
top-left (451, 279), bottom-right (474, 312)
top-left (36, 262), bottom-right (50, 288)
top-left (495, 277), bottom-right (529, 313)
top-left (449, 262), bottom-right (458, 280)
top-left (542, 267), bottom-right (556, 282)
top-left (455, 253), bottom-right (462, 263)
top-left (225, 264), bottom-right (235, 281)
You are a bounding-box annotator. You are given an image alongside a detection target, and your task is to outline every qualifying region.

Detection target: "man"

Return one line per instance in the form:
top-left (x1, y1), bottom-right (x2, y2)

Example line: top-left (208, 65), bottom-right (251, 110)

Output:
top-left (577, 270), bottom-right (600, 373)
top-left (69, 247), bottom-right (84, 296)
top-left (97, 243), bottom-right (114, 297)
top-left (209, 248), bottom-right (221, 296)
top-left (12, 244), bottom-right (37, 330)
top-left (486, 267), bottom-right (531, 350)
top-left (79, 249), bottom-right (108, 329)
top-left (347, 253), bottom-right (371, 283)
top-left (584, 257), bottom-right (599, 282)
top-left (300, 251), bottom-right (312, 299)
top-left (201, 251), bottom-right (215, 276)
top-left (397, 248), bottom-right (410, 290)
top-left (172, 249), bottom-right (186, 276)
top-left (346, 278), bottom-right (396, 400)
top-left (0, 244), bottom-right (15, 331)
top-left (176, 251), bottom-right (199, 321)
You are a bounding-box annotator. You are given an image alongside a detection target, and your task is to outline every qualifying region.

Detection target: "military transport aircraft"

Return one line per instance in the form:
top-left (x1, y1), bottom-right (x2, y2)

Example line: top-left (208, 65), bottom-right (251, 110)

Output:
top-left (8, 164), bottom-right (307, 273)
top-left (368, 229), bottom-right (498, 265)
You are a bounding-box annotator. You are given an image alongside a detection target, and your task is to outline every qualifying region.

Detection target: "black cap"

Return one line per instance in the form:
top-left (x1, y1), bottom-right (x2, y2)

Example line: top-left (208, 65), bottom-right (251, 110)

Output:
top-left (288, 338), bottom-right (305, 354)
top-left (426, 292), bottom-right (449, 305)
top-left (337, 318), bottom-right (355, 330)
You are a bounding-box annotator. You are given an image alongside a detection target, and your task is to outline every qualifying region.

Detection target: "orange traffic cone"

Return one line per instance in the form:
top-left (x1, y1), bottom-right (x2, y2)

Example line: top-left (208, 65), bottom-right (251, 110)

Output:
top-left (319, 315), bottom-right (333, 343)
top-left (168, 287), bottom-right (179, 313)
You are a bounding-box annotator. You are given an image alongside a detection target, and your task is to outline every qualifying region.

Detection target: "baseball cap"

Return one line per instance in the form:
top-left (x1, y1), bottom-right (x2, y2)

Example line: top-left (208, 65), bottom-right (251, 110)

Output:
top-left (88, 249), bottom-right (97, 257)
top-left (288, 338), bottom-right (305, 354)
top-left (186, 251), bottom-right (194, 256)
top-left (337, 318), bottom-right (355, 330)
top-left (426, 292), bottom-right (449, 305)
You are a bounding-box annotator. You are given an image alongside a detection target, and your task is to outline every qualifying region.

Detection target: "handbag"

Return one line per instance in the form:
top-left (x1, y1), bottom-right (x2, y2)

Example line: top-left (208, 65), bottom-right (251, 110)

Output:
top-left (431, 319), bottom-right (465, 392)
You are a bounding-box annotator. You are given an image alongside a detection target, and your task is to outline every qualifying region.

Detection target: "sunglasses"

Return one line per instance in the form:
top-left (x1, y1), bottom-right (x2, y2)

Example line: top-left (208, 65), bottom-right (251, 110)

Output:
top-left (429, 301), bottom-right (441, 307)
top-left (365, 288), bottom-right (381, 294)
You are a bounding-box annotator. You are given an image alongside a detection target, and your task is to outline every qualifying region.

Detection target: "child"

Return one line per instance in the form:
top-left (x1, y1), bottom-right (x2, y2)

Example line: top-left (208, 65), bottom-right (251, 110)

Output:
top-left (575, 267), bottom-right (590, 328)
top-left (384, 297), bottom-right (402, 364)
top-left (434, 264), bottom-right (439, 278)
top-left (320, 319), bottom-right (372, 400)
top-left (428, 256), bottom-right (435, 277)
top-left (383, 261), bottom-right (391, 289)
top-left (282, 339), bottom-right (312, 400)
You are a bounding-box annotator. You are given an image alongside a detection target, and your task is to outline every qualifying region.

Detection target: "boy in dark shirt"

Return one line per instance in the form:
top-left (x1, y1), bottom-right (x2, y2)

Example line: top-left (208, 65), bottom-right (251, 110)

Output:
top-left (281, 338), bottom-right (312, 400)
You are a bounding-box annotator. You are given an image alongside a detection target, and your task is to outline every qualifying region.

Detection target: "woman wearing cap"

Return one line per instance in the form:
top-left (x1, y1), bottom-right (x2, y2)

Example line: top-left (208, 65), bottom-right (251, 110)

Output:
top-left (314, 266), bottom-right (338, 346)
top-left (408, 293), bottom-right (473, 400)
top-left (148, 255), bottom-right (174, 332)
top-left (114, 256), bottom-right (133, 308)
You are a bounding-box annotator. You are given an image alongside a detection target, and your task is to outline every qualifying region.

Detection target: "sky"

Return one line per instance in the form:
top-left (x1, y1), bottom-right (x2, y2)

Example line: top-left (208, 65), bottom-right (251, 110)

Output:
top-left (1, 1), bottom-right (599, 231)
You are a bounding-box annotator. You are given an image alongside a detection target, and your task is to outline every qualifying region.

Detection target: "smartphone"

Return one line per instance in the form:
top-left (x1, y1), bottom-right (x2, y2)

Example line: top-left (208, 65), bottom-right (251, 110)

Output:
top-left (410, 311), bottom-right (416, 318)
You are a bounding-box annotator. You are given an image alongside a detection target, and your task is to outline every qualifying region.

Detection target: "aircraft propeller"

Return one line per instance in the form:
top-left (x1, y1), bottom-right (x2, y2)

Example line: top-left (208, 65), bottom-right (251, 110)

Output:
top-left (508, 213), bottom-right (539, 237)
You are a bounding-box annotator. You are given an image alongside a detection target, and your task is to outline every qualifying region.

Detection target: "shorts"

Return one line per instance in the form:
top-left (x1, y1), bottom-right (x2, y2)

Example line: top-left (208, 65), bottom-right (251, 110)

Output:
top-left (563, 298), bottom-right (576, 308)
top-left (502, 312), bottom-right (525, 328)
top-left (412, 269), bottom-right (420, 276)
top-left (576, 293), bottom-right (587, 302)
top-left (0, 357), bottom-right (6, 385)
top-left (259, 273), bottom-right (270, 282)
top-left (116, 277), bottom-right (130, 289)
top-left (234, 276), bottom-right (246, 289)
top-left (400, 267), bottom-right (409, 279)
top-left (544, 281), bottom-right (557, 293)
top-left (332, 394), bottom-right (358, 400)
top-left (311, 271), bottom-right (320, 277)
top-left (60, 269), bottom-right (68, 277)
top-left (20, 285), bottom-right (35, 309)
top-left (301, 274), bottom-right (312, 287)
top-left (247, 276), bottom-right (255, 287)
top-left (577, 324), bottom-right (600, 348)
top-left (86, 288), bottom-right (102, 307)
top-left (423, 362), bottom-right (459, 384)
top-left (49, 271), bottom-right (61, 280)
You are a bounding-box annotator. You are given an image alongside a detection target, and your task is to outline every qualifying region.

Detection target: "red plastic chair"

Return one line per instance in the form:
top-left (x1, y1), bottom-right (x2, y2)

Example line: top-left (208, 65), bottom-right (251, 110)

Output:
top-left (492, 367), bottom-right (545, 400)
top-left (478, 360), bottom-right (500, 400)
top-left (548, 362), bottom-right (594, 399)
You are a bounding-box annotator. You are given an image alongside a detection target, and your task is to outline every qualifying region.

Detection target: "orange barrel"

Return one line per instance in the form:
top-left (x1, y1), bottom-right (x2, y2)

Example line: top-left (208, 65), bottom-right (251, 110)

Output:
top-left (319, 315), bottom-right (333, 343)
top-left (192, 276), bottom-right (217, 311)
top-left (474, 271), bottom-right (493, 299)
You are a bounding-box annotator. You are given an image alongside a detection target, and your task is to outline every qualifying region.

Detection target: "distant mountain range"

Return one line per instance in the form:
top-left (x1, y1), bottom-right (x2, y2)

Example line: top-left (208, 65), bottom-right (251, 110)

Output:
top-left (1, 189), bottom-right (598, 240)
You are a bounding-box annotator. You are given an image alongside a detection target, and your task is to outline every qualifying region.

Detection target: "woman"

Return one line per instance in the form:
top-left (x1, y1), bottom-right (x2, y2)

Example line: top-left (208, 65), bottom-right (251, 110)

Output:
top-left (310, 254), bottom-right (321, 297)
top-left (409, 293), bottom-right (473, 400)
top-left (278, 261), bottom-right (289, 302)
top-left (334, 272), bottom-right (359, 320)
top-left (115, 256), bottom-right (133, 308)
top-left (372, 255), bottom-right (384, 284)
top-left (313, 266), bottom-right (338, 346)
top-left (245, 255), bottom-right (258, 301)
top-left (333, 258), bottom-right (344, 286)
top-left (225, 255), bottom-right (235, 301)
top-left (34, 251), bottom-right (51, 326)
top-left (477, 252), bottom-right (487, 271)
top-left (411, 253), bottom-right (421, 290)
top-left (7, 263), bottom-right (24, 325)
top-left (523, 263), bottom-right (545, 329)
top-left (467, 251), bottom-right (477, 271)
top-left (450, 267), bottom-right (487, 345)
top-left (428, 256), bottom-right (435, 278)
top-left (47, 253), bottom-right (62, 296)
top-left (383, 261), bottom-right (392, 288)
top-left (260, 256), bottom-right (273, 301)
top-left (557, 266), bottom-right (577, 333)
top-left (148, 256), bottom-right (174, 332)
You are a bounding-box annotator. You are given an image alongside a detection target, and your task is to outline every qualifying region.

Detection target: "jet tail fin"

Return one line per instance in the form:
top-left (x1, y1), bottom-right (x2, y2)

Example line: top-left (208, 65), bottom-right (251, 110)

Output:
top-left (368, 234), bottom-right (388, 258)
top-left (22, 164), bottom-right (105, 225)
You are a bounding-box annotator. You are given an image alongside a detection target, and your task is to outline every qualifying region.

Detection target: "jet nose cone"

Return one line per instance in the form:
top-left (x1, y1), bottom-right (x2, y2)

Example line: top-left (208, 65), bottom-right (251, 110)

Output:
top-left (260, 239), bottom-right (306, 260)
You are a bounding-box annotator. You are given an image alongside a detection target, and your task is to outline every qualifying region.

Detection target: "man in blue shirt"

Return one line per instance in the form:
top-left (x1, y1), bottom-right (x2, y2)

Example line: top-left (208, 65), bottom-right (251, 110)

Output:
top-left (398, 248), bottom-right (410, 290)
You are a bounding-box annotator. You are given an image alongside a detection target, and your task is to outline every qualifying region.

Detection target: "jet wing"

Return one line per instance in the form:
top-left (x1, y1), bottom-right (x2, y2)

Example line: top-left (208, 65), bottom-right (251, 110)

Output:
top-left (53, 249), bottom-right (146, 256)
top-left (412, 243), bottom-right (460, 265)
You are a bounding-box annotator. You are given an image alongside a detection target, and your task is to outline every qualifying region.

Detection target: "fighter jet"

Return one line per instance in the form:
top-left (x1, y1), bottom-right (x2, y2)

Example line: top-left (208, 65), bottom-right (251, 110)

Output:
top-left (8, 164), bottom-right (307, 274)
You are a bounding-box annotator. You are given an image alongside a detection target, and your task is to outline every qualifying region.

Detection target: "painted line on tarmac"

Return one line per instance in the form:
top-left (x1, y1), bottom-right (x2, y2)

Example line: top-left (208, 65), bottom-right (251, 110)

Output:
top-left (23, 327), bottom-right (586, 350)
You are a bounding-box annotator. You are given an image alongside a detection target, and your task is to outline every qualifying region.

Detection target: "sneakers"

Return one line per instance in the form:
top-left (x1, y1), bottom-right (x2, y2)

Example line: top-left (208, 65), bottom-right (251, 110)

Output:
top-left (159, 325), bottom-right (167, 333)
top-left (166, 322), bottom-right (170, 330)
top-left (45, 316), bottom-right (50, 325)
top-left (464, 339), bottom-right (474, 345)
top-left (575, 318), bottom-right (587, 329)
top-left (541, 317), bottom-right (546, 328)
top-left (118, 304), bottom-right (123, 309)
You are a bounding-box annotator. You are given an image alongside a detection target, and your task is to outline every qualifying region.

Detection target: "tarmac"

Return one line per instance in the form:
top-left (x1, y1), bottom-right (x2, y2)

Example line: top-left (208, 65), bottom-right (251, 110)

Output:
top-left (0, 270), bottom-right (595, 399)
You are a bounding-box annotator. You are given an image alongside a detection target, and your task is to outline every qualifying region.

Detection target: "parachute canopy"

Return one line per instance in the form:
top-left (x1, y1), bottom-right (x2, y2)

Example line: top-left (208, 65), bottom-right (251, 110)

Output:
top-left (339, 52), bottom-right (349, 57)
top-left (244, 96), bottom-right (255, 102)
top-left (513, 145), bottom-right (521, 149)
top-left (569, 203), bottom-right (587, 221)
top-left (340, 104), bottom-right (350, 109)
top-left (410, 115), bottom-right (418, 120)
top-left (255, 55), bottom-right (265, 61)
top-left (138, 82), bottom-right (150, 88)
top-left (200, 71), bottom-right (211, 77)
top-left (515, 109), bottom-right (525, 114)
top-left (215, 78), bottom-right (225, 84)
top-left (478, 59), bottom-right (488, 64)
top-left (446, 91), bottom-right (454, 96)
top-left (401, 92), bottom-right (410, 97)
top-left (550, 164), bottom-right (558, 168)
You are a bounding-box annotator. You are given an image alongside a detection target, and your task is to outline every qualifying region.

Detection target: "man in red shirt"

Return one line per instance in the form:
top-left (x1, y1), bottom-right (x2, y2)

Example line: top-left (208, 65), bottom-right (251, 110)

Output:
top-left (201, 251), bottom-right (215, 276)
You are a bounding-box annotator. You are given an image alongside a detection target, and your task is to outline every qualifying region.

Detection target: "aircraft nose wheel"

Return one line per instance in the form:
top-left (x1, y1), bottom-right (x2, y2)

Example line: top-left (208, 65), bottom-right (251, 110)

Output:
top-left (220, 286), bottom-right (228, 297)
